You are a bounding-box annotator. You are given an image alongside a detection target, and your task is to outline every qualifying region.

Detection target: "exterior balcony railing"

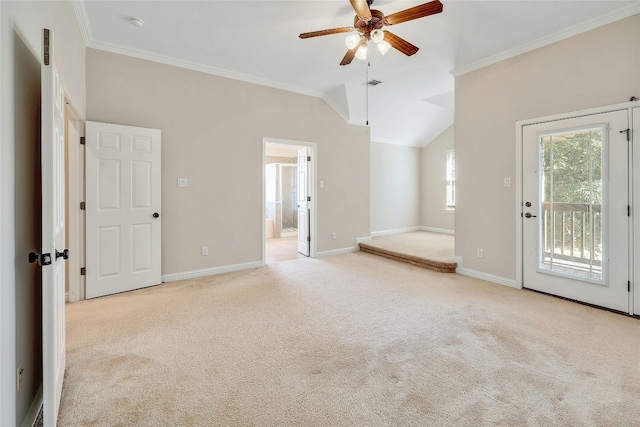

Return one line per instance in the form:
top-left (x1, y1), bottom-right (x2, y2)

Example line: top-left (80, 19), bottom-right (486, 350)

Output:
top-left (540, 202), bottom-right (602, 280)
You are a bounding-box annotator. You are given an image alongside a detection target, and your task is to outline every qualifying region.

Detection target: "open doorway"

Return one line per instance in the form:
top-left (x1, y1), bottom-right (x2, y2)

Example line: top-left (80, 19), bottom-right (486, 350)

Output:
top-left (64, 104), bottom-right (84, 302)
top-left (263, 138), bottom-right (316, 264)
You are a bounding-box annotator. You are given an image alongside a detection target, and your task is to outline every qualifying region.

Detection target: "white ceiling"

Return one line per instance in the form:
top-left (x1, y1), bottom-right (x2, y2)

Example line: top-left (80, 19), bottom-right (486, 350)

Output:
top-left (77, 0), bottom-right (639, 147)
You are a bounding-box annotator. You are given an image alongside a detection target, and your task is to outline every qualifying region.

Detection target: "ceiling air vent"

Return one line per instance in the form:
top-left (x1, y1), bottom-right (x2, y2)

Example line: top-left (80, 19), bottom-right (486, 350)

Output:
top-left (363, 79), bottom-right (382, 87)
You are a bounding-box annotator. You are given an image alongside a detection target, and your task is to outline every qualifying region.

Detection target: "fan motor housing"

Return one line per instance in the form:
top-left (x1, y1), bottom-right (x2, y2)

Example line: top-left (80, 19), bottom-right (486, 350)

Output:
top-left (354, 9), bottom-right (386, 36)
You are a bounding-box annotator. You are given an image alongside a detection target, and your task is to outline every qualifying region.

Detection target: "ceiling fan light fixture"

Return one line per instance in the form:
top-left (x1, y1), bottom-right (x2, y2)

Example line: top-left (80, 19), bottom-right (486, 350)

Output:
top-left (370, 29), bottom-right (384, 44)
top-left (377, 40), bottom-right (391, 55)
top-left (345, 33), bottom-right (361, 50)
top-left (355, 44), bottom-right (368, 60)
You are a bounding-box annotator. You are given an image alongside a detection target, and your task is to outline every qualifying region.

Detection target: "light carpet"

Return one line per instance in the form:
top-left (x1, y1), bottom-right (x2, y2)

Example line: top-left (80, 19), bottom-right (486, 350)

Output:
top-left (59, 252), bottom-right (640, 426)
top-left (359, 231), bottom-right (457, 273)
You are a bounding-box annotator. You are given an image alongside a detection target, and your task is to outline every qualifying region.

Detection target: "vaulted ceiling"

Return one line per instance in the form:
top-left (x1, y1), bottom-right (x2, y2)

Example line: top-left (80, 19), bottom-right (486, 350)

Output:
top-left (75, 1), bottom-right (639, 146)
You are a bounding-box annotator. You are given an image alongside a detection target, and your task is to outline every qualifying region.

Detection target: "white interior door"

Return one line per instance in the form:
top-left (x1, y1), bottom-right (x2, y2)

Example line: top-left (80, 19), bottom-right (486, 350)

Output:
top-left (41, 28), bottom-right (66, 427)
top-left (85, 122), bottom-right (161, 299)
top-left (522, 110), bottom-right (629, 312)
top-left (297, 147), bottom-right (310, 256)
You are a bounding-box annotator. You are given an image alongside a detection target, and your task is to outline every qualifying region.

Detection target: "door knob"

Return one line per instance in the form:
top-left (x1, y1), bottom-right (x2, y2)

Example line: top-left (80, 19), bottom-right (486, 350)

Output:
top-left (525, 212), bottom-right (537, 218)
top-left (55, 249), bottom-right (69, 260)
top-left (153, 212), bottom-right (160, 218)
top-left (28, 251), bottom-right (52, 266)
top-left (525, 202), bottom-right (532, 207)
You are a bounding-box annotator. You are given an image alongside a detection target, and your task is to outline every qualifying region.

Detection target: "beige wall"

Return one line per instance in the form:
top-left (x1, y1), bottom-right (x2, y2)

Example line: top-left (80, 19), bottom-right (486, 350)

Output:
top-left (0, 1), bottom-right (86, 425)
top-left (420, 125), bottom-right (455, 232)
top-left (370, 142), bottom-right (420, 233)
top-left (86, 49), bottom-right (370, 275)
top-left (455, 15), bottom-right (640, 280)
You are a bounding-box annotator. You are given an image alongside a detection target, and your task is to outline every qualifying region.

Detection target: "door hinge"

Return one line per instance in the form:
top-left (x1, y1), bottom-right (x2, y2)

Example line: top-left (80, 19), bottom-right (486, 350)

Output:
top-left (80, 267), bottom-right (86, 276)
top-left (307, 156), bottom-right (311, 162)
top-left (628, 205), bottom-right (631, 217)
top-left (80, 136), bottom-right (85, 145)
top-left (43, 29), bottom-right (50, 66)
top-left (619, 128), bottom-right (630, 141)
top-left (307, 236), bottom-right (311, 242)
top-left (628, 281), bottom-right (631, 292)
top-left (80, 201), bottom-right (85, 210)
top-left (307, 196), bottom-right (311, 202)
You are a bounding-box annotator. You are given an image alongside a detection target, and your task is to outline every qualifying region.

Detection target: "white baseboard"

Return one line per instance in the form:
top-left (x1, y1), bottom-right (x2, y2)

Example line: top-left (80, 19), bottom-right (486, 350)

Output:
top-left (420, 226), bottom-right (455, 235)
top-left (455, 264), bottom-right (520, 289)
top-left (161, 261), bottom-right (264, 283)
top-left (316, 246), bottom-right (359, 258)
top-left (371, 226), bottom-right (420, 237)
top-left (21, 385), bottom-right (42, 427)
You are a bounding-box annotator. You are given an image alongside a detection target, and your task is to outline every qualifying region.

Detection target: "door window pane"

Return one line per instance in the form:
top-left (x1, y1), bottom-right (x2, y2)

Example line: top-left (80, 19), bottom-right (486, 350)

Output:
top-left (539, 127), bottom-right (603, 281)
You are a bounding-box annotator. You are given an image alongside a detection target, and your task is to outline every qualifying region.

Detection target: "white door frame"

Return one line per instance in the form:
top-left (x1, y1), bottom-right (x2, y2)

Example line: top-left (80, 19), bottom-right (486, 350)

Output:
top-left (0, 2), bottom-right (6, 423)
top-left (516, 100), bottom-right (640, 315)
top-left (65, 108), bottom-right (84, 302)
top-left (633, 107), bottom-right (640, 316)
top-left (262, 137), bottom-right (317, 264)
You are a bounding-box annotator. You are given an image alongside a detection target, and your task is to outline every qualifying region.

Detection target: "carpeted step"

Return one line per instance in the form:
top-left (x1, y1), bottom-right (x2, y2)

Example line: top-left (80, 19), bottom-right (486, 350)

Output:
top-left (359, 243), bottom-right (457, 273)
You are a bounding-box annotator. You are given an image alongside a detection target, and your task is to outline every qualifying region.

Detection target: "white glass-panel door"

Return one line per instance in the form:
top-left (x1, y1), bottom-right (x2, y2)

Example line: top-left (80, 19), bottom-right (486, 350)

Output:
top-left (523, 111), bottom-right (629, 312)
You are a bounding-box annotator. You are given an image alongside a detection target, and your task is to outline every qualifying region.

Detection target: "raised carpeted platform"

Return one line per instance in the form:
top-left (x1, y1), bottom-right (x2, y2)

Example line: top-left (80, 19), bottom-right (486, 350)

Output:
top-left (359, 231), bottom-right (457, 273)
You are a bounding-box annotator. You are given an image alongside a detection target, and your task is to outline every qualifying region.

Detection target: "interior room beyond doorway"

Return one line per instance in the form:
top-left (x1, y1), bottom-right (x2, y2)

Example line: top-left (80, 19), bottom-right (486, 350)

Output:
top-left (264, 141), bottom-right (310, 263)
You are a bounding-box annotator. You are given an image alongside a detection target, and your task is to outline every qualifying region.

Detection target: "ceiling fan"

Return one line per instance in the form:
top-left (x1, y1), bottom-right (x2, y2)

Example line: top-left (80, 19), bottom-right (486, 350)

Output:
top-left (299, 0), bottom-right (444, 66)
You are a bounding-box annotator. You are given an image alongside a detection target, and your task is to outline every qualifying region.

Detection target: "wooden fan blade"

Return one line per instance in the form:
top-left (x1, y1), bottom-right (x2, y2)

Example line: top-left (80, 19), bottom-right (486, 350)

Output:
top-left (384, 0), bottom-right (443, 25)
top-left (349, 0), bottom-right (372, 21)
top-left (383, 31), bottom-right (419, 56)
top-left (340, 38), bottom-right (365, 66)
top-left (299, 27), bottom-right (353, 39)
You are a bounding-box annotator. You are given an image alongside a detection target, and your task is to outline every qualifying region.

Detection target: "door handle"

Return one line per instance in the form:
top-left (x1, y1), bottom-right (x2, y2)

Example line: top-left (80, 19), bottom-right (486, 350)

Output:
top-left (29, 251), bottom-right (52, 266)
top-left (153, 212), bottom-right (160, 218)
top-left (55, 249), bottom-right (69, 260)
top-left (525, 212), bottom-right (537, 218)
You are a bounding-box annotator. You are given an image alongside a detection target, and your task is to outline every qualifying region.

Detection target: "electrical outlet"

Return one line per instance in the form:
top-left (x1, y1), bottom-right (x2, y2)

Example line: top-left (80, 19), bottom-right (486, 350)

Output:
top-left (17, 362), bottom-right (24, 391)
top-left (331, 232), bottom-right (337, 240)
top-left (201, 246), bottom-right (208, 256)
top-left (477, 249), bottom-right (483, 258)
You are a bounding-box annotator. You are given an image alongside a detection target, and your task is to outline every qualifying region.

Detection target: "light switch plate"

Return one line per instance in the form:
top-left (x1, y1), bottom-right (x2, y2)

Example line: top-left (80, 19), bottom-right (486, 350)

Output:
top-left (504, 178), bottom-right (511, 188)
top-left (177, 178), bottom-right (188, 188)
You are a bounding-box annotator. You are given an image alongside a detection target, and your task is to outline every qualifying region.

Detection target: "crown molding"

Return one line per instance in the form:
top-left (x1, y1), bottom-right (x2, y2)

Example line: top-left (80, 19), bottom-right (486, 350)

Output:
top-left (70, 0), bottom-right (92, 46)
top-left (451, 4), bottom-right (640, 77)
top-left (371, 137), bottom-right (420, 147)
top-left (72, 0), bottom-right (323, 99)
top-left (321, 93), bottom-right (350, 123)
top-left (88, 40), bottom-right (324, 98)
